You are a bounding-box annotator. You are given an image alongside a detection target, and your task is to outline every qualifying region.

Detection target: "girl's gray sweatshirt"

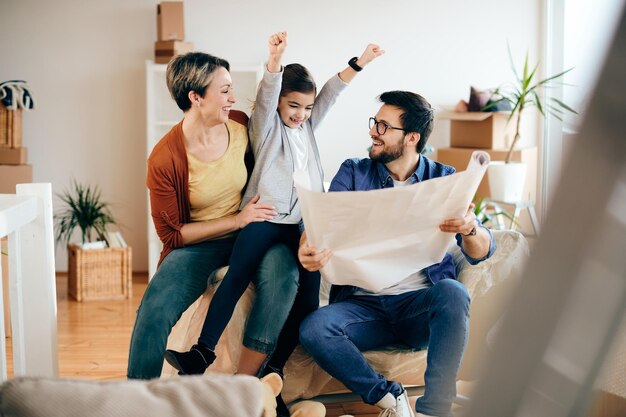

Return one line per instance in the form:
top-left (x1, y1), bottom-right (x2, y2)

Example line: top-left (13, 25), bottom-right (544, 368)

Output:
top-left (241, 68), bottom-right (348, 224)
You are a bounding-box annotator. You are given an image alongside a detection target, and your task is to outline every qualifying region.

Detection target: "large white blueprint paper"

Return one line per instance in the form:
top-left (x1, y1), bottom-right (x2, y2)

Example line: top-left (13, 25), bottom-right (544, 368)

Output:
top-left (294, 151), bottom-right (490, 292)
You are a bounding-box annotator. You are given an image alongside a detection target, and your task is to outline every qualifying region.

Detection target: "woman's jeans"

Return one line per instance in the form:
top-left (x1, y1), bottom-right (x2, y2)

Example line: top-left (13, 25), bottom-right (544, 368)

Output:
top-left (299, 279), bottom-right (470, 417)
top-left (198, 222), bottom-right (320, 366)
top-left (127, 236), bottom-right (299, 379)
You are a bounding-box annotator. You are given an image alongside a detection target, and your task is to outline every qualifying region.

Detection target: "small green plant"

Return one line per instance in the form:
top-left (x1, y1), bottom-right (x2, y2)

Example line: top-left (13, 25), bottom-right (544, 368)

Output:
top-left (485, 46), bottom-right (577, 163)
top-left (55, 181), bottom-right (117, 246)
top-left (473, 196), bottom-right (517, 229)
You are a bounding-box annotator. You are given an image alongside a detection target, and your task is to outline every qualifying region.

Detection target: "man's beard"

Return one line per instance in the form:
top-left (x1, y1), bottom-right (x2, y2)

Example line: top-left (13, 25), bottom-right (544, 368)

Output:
top-left (369, 142), bottom-right (403, 164)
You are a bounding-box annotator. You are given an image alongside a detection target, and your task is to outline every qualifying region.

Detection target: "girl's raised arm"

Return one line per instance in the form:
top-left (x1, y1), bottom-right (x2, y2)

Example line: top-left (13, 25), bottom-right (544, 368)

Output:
top-left (311, 43), bottom-right (385, 130)
top-left (250, 31), bottom-right (289, 150)
top-left (338, 43), bottom-right (385, 83)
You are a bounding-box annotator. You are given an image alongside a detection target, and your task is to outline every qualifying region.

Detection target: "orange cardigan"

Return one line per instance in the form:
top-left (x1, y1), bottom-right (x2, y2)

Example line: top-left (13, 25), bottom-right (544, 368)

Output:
top-left (146, 110), bottom-right (251, 266)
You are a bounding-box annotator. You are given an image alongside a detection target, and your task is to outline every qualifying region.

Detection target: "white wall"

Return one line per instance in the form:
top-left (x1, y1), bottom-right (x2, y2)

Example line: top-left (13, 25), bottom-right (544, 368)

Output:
top-left (1, 0), bottom-right (541, 271)
top-left (563, 0), bottom-right (625, 129)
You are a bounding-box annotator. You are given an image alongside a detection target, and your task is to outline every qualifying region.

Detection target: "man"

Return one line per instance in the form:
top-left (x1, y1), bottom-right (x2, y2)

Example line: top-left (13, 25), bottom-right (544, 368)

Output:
top-left (298, 91), bottom-right (496, 417)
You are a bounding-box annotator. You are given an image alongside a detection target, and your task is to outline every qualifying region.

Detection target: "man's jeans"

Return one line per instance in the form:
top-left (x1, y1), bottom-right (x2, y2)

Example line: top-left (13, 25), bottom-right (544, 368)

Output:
top-left (127, 237), bottom-right (299, 379)
top-left (300, 279), bottom-right (470, 417)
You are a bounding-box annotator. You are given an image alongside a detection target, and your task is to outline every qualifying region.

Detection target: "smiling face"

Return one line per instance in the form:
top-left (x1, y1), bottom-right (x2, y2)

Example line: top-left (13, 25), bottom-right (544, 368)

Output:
top-left (368, 104), bottom-right (409, 164)
top-left (277, 91), bottom-right (315, 128)
top-left (196, 66), bottom-right (235, 124)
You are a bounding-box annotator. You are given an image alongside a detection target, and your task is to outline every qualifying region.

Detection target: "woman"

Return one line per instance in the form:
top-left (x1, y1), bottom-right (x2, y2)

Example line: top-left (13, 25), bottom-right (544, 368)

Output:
top-left (127, 52), bottom-right (299, 379)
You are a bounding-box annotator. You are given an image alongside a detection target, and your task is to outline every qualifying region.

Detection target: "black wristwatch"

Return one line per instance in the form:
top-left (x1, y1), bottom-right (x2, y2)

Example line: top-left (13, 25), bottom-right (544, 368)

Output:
top-left (348, 57), bottom-right (363, 72)
top-left (463, 224), bottom-right (477, 237)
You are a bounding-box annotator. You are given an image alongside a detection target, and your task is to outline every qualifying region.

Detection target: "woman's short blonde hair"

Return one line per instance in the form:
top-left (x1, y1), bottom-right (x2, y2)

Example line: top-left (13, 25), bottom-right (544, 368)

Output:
top-left (166, 52), bottom-right (230, 111)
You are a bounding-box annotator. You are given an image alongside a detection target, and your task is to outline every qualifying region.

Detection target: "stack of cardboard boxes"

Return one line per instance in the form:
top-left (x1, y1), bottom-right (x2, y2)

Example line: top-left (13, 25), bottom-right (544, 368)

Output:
top-left (436, 111), bottom-right (537, 203)
top-left (0, 104), bottom-right (32, 194)
top-left (154, 1), bottom-right (193, 64)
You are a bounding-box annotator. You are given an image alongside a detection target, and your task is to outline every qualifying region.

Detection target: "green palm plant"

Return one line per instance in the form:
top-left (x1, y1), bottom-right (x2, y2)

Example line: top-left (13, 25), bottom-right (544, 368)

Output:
top-left (55, 181), bottom-right (117, 246)
top-left (486, 46), bottom-right (577, 163)
top-left (473, 196), bottom-right (518, 229)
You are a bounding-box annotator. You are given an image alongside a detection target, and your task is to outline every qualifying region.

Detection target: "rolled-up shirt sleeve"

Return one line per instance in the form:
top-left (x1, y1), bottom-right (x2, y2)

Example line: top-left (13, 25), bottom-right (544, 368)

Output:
top-left (147, 158), bottom-right (185, 249)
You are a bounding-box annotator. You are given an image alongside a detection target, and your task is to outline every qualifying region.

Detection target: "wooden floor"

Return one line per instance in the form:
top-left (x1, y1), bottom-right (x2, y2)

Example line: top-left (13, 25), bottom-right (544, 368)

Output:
top-left (55, 273), bottom-right (148, 380)
top-left (5, 272), bottom-right (148, 380)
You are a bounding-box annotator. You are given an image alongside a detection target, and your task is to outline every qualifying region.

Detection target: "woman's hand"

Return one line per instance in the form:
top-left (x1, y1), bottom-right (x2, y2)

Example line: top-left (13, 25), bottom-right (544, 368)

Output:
top-left (235, 195), bottom-right (277, 229)
top-left (267, 31), bottom-right (287, 73)
top-left (357, 44), bottom-right (385, 68)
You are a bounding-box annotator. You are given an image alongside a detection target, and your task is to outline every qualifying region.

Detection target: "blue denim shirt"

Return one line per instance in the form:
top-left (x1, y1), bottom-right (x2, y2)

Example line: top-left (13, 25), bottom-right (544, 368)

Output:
top-left (328, 155), bottom-right (496, 303)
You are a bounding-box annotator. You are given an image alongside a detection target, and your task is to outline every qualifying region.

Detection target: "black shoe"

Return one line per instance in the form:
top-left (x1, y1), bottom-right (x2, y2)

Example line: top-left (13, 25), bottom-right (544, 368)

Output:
top-left (164, 344), bottom-right (216, 375)
top-left (275, 393), bottom-right (290, 417)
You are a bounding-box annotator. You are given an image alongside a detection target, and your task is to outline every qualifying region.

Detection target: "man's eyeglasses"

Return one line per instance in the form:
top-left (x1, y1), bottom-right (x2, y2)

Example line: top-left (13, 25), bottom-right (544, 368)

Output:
top-left (369, 117), bottom-right (407, 135)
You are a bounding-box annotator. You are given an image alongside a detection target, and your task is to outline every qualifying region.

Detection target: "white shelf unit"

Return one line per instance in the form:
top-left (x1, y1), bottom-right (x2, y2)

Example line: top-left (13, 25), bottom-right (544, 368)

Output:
top-left (145, 60), bottom-right (263, 279)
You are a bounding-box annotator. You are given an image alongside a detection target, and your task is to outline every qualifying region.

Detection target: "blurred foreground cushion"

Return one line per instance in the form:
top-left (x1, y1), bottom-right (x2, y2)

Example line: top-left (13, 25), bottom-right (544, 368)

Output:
top-left (0, 374), bottom-right (263, 417)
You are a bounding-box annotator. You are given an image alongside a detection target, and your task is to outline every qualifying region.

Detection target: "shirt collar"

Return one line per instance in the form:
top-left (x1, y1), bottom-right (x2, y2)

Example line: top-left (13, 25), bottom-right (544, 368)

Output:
top-left (375, 154), bottom-right (425, 187)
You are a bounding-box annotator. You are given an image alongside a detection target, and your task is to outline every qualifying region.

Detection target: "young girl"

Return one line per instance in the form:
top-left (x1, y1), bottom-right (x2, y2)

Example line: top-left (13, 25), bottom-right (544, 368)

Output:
top-left (165, 32), bottom-right (383, 381)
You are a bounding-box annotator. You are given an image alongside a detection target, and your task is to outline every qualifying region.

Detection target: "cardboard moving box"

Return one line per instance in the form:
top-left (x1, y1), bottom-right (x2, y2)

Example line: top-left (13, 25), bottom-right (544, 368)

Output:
top-left (0, 105), bottom-right (23, 148)
top-left (439, 111), bottom-right (516, 149)
top-left (154, 40), bottom-right (193, 64)
top-left (436, 146), bottom-right (537, 202)
top-left (156, 1), bottom-right (184, 41)
top-left (0, 164), bottom-right (32, 194)
top-left (0, 147), bottom-right (27, 165)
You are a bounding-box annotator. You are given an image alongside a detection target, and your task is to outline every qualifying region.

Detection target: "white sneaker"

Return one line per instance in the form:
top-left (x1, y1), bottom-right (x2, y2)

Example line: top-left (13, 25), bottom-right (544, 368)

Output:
top-left (376, 389), bottom-right (415, 417)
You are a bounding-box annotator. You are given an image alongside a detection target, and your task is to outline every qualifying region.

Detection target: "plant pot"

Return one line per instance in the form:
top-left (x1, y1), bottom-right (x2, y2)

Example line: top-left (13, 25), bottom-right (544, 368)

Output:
top-left (487, 161), bottom-right (527, 203)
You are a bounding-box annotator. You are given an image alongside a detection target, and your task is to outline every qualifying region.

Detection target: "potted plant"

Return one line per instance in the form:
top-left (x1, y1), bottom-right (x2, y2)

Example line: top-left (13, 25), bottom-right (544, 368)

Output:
top-left (473, 196), bottom-right (517, 230)
top-left (55, 180), bottom-right (116, 247)
top-left (485, 47), bottom-right (577, 202)
top-left (55, 181), bottom-right (131, 302)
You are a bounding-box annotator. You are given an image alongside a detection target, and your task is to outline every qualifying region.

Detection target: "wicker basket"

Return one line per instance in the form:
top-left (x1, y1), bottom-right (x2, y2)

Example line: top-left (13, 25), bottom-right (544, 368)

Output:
top-left (67, 244), bottom-right (132, 302)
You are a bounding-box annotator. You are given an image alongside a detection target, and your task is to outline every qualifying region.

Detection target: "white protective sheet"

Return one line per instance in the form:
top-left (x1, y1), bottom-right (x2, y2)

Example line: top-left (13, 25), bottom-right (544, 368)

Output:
top-left (294, 151), bottom-right (490, 292)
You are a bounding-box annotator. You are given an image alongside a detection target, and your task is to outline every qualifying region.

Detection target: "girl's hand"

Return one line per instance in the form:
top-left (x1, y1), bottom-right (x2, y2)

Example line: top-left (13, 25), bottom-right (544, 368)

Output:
top-left (267, 32), bottom-right (287, 73)
top-left (338, 43), bottom-right (384, 83)
top-left (358, 44), bottom-right (385, 67)
top-left (235, 195), bottom-right (277, 229)
top-left (268, 31), bottom-right (288, 58)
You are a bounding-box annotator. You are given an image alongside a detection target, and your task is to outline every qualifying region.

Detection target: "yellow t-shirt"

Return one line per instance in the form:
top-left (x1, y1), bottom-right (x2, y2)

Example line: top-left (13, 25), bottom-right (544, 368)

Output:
top-left (188, 120), bottom-right (248, 222)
